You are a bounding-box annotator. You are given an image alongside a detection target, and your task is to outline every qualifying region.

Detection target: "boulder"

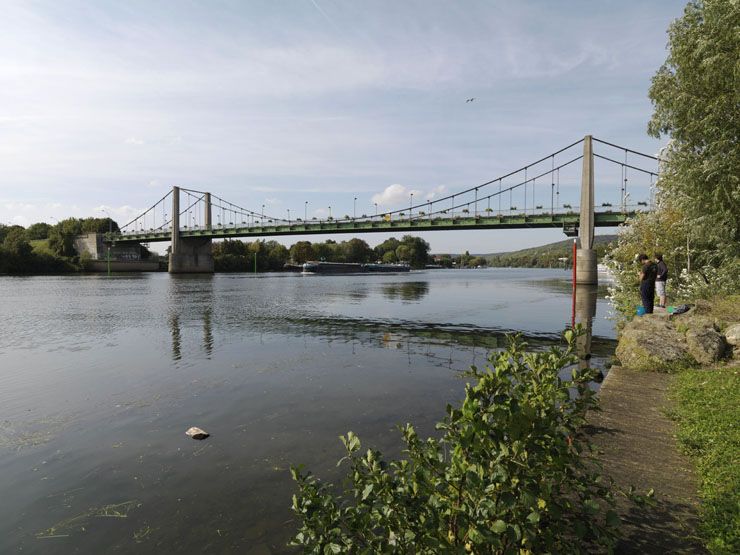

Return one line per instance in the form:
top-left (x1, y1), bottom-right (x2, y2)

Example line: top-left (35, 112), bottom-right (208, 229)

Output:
top-left (615, 315), bottom-right (694, 372)
top-left (686, 328), bottom-right (727, 365)
top-left (724, 323), bottom-right (740, 347)
top-left (186, 427), bottom-right (209, 440)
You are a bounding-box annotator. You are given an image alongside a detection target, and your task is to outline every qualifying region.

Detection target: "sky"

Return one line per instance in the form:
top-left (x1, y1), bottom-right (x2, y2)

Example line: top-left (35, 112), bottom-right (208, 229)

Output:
top-left (0, 0), bottom-right (684, 253)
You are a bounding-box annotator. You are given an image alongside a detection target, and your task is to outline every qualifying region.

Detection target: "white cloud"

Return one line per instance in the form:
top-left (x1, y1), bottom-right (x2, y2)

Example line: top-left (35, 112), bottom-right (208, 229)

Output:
top-left (125, 137), bottom-right (145, 145)
top-left (425, 185), bottom-right (448, 201)
top-left (371, 184), bottom-right (422, 207)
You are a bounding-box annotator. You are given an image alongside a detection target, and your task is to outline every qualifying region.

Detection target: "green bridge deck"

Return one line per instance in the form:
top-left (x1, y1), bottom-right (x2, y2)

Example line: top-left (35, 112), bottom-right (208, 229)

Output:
top-left (109, 211), bottom-right (633, 244)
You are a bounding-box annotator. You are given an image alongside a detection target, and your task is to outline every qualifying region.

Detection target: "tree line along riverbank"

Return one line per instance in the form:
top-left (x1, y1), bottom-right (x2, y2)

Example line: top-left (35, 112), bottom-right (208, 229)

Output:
top-left (0, 222), bottom-right (497, 274)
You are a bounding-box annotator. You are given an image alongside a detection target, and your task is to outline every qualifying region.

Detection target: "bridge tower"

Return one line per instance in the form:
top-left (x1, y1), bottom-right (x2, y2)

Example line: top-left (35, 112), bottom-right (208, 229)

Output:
top-left (576, 135), bottom-right (598, 284)
top-left (168, 186), bottom-right (215, 273)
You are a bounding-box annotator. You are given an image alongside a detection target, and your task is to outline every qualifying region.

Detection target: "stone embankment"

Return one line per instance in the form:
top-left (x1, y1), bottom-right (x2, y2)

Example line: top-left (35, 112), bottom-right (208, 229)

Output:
top-left (590, 301), bottom-right (739, 553)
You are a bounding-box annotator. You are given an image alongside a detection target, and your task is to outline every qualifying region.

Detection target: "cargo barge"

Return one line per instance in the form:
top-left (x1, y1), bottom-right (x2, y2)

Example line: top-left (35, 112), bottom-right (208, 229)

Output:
top-left (302, 261), bottom-right (411, 274)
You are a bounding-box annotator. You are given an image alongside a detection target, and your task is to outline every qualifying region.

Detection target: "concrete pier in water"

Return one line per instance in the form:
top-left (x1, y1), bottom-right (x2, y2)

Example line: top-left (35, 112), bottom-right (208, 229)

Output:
top-left (168, 187), bottom-right (214, 273)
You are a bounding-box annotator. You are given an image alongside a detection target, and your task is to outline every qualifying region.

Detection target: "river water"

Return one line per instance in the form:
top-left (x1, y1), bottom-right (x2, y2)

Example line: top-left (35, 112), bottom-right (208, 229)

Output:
top-left (0, 269), bottom-right (615, 553)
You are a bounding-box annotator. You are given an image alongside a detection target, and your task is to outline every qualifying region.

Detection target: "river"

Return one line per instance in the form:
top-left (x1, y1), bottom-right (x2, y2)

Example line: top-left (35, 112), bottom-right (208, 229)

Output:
top-left (0, 269), bottom-right (615, 553)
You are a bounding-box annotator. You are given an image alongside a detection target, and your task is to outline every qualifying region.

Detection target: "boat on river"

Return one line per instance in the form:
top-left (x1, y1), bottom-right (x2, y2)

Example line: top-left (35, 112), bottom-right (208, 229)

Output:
top-left (302, 261), bottom-right (411, 274)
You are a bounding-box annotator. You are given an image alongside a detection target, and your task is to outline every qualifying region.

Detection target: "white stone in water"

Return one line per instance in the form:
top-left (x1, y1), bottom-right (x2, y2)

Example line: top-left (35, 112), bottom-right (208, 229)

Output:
top-left (186, 427), bottom-right (209, 440)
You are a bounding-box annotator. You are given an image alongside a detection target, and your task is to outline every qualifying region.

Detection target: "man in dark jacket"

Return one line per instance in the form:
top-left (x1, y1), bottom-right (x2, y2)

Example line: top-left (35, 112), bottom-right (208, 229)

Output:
top-left (638, 254), bottom-right (657, 314)
top-left (654, 252), bottom-right (668, 308)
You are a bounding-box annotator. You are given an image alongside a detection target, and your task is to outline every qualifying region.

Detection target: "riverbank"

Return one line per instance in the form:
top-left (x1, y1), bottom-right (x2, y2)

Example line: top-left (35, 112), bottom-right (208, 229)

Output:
top-left (604, 296), bottom-right (740, 552)
top-left (589, 366), bottom-right (704, 552)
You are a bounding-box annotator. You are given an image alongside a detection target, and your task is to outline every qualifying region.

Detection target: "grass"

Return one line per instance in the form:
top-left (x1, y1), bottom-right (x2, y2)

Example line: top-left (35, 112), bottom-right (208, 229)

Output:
top-left (671, 364), bottom-right (740, 553)
top-left (29, 239), bottom-right (54, 255)
top-left (709, 294), bottom-right (740, 329)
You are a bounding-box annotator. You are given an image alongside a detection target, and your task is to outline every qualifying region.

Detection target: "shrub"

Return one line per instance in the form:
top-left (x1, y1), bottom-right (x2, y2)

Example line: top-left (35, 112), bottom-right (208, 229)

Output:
top-left (290, 332), bottom-right (619, 553)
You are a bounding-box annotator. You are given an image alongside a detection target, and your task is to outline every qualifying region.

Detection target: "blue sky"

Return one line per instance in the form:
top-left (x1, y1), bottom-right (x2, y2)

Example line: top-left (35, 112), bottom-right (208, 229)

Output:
top-left (0, 0), bottom-right (683, 253)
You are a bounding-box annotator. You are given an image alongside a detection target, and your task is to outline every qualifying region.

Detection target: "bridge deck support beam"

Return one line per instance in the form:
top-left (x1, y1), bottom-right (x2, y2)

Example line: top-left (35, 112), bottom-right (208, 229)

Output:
top-left (576, 135), bottom-right (597, 284)
top-left (168, 186), bottom-right (214, 273)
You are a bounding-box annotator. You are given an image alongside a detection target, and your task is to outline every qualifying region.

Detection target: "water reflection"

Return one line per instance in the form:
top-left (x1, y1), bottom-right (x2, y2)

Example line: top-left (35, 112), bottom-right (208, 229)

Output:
top-left (381, 281), bottom-right (430, 301)
top-left (0, 270), bottom-right (619, 554)
top-left (574, 284), bottom-right (600, 377)
top-left (202, 308), bottom-right (213, 357)
top-left (169, 314), bottom-right (181, 361)
top-left (168, 308), bottom-right (215, 362)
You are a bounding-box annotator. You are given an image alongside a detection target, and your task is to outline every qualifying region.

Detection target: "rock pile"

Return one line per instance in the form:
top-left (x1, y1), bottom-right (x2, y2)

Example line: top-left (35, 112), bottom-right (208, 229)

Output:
top-left (615, 308), bottom-right (734, 371)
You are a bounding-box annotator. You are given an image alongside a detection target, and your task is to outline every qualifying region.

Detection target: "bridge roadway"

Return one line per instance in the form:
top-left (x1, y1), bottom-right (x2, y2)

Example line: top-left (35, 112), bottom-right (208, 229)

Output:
top-left (108, 211), bottom-right (632, 244)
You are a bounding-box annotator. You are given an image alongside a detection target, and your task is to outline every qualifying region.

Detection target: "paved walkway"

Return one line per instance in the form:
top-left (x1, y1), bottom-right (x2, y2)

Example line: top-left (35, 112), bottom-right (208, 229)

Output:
top-left (588, 366), bottom-right (706, 553)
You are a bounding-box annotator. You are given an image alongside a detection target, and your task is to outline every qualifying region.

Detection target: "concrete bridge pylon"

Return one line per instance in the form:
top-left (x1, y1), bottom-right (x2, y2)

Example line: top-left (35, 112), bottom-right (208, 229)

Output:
top-left (168, 186), bottom-right (215, 273)
top-left (576, 135), bottom-right (598, 284)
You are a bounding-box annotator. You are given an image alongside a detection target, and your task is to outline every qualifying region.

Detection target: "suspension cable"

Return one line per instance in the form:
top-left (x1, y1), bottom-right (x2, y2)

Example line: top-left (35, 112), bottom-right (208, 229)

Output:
top-left (593, 154), bottom-right (659, 176)
top-left (592, 137), bottom-right (662, 161)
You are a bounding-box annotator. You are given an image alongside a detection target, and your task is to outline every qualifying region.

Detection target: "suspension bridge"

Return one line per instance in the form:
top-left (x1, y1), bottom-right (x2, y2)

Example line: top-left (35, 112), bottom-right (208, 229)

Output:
top-left (107, 135), bottom-right (659, 281)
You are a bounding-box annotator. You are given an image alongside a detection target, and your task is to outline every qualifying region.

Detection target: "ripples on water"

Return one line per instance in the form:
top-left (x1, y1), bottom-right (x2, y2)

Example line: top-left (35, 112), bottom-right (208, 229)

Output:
top-left (0, 269), bottom-right (615, 553)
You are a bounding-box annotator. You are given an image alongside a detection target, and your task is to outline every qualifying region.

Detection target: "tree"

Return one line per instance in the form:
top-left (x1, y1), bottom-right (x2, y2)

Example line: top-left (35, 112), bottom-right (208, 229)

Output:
top-left (314, 241), bottom-right (339, 262)
top-left (48, 219), bottom-right (80, 257)
top-left (374, 237), bottom-right (400, 260)
top-left (381, 250), bottom-right (397, 263)
top-left (399, 235), bottom-right (431, 268)
top-left (395, 244), bottom-right (411, 263)
top-left (25, 222), bottom-right (52, 240)
top-left (290, 241), bottom-right (316, 263)
top-left (646, 0), bottom-right (739, 288)
top-left (3, 227), bottom-right (32, 258)
top-left (1, 227), bottom-right (34, 273)
top-left (0, 224), bottom-right (24, 244)
top-left (265, 240), bottom-right (289, 270)
top-left (342, 238), bottom-right (373, 263)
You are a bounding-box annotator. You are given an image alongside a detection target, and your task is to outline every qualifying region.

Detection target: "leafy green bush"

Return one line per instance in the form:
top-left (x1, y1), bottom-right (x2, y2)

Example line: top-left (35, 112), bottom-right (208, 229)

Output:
top-left (290, 332), bottom-right (619, 553)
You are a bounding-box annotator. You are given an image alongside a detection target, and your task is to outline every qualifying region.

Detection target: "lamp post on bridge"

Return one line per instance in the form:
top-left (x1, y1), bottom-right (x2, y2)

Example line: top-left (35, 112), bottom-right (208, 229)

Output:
top-left (409, 193), bottom-right (413, 220)
top-left (374, 202), bottom-right (378, 217)
top-left (328, 206), bottom-right (332, 220)
top-left (287, 208), bottom-right (291, 225)
top-left (304, 201), bottom-right (308, 222)
top-left (353, 197), bottom-right (357, 219)
top-left (261, 204), bottom-right (265, 224)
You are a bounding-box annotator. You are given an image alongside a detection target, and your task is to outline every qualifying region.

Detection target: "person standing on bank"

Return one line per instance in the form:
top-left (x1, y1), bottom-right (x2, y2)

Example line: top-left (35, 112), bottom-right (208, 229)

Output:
top-left (655, 252), bottom-right (668, 308)
top-left (638, 254), bottom-right (657, 314)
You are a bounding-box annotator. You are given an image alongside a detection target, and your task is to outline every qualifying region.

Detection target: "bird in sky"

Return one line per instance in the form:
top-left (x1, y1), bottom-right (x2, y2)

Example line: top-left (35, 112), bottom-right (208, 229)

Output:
top-left (466, 97), bottom-right (475, 103)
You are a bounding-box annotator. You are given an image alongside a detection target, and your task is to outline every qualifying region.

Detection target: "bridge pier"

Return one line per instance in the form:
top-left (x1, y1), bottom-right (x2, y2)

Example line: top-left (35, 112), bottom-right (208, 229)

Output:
top-left (576, 135), bottom-right (598, 285)
top-left (168, 186), bottom-right (214, 273)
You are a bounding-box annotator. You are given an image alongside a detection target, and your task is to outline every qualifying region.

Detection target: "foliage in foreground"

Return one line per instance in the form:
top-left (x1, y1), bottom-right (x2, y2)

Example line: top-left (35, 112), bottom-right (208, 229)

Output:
top-left (290, 332), bottom-right (619, 553)
top-left (671, 365), bottom-right (740, 554)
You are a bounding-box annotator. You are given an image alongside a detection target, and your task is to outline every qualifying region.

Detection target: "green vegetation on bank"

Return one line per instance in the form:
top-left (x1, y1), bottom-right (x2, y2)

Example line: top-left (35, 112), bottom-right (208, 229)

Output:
top-left (484, 235), bottom-right (615, 269)
top-left (607, 0), bottom-right (739, 314)
top-left (213, 235), bottom-right (432, 271)
top-left (0, 218), bottom-right (119, 274)
top-left (670, 366), bottom-right (740, 553)
top-left (290, 332), bottom-right (622, 553)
